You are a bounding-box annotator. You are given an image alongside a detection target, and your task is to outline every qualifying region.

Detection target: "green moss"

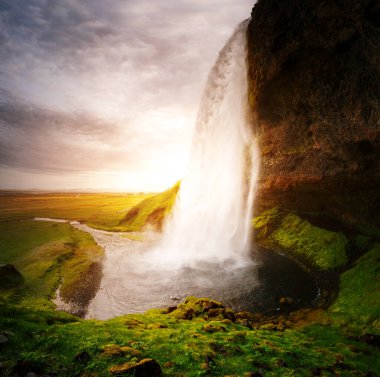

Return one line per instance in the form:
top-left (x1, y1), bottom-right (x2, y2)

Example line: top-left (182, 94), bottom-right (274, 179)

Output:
top-left (0, 220), bottom-right (102, 308)
top-left (329, 244), bottom-right (380, 330)
top-left (253, 209), bottom-right (349, 270)
top-left (1, 296), bottom-right (379, 377)
top-left (118, 182), bottom-right (180, 231)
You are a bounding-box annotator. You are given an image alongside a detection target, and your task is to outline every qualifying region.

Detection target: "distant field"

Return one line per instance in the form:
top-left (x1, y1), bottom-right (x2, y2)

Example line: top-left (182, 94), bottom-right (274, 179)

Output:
top-left (0, 192), bottom-right (152, 229)
top-left (0, 191), bottom-right (152, 312)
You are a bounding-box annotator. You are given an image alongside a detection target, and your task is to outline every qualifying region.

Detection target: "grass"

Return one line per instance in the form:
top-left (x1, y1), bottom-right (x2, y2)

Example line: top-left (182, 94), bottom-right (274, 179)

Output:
top-left (253, 208), bottom-right (349, 270)
top-left (0, 192), bottom-right (152, 229)
top-left (329, 244), bottom-right (380, 330)
top-left (1, 195), bottom-right (380, 376)
top-left (0, 219), bottom-right (102, 308)
top-left (118, 182), bottom-right (180, 231)
top-left (1, 297), bottom-right (379, 377)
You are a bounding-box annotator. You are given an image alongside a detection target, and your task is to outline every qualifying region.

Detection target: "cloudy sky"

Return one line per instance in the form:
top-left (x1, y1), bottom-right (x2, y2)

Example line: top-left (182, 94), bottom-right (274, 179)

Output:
top-left (0, 0), bottom-right (255, 192)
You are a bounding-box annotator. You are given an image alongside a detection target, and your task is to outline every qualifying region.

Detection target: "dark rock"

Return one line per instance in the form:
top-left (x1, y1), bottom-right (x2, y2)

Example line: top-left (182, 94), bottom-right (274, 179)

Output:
top-left (279, 297), bottom-right (295, 305)
top-left (12, 361), bottom-right (41, 376)
top-left (166, 306), bottom-right (177, 314)
top-left (73, 351), bottom-right (91, 364)
top-left (359, 334), bottom-right (380, 347)
top-left (25, 373), bottom-right (37, 377)
top-left (109, 358), bottom-right (162, 376)
top-left (247, 0), bottom-right (380, 228)
top-left (0, 264), bottom-right (24, 288)
top-left (237, 319), bottom-right (252, 328)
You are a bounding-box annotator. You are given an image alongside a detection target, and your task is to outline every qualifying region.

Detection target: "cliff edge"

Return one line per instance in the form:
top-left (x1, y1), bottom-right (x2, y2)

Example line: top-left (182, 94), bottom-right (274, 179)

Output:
top-left (247, 0), bottom-right (380, 228)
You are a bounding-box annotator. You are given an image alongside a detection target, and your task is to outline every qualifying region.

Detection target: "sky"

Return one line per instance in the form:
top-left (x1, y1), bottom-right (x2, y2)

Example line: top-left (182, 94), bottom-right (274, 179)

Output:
top-left (0, 0), bottom-right (255, 192)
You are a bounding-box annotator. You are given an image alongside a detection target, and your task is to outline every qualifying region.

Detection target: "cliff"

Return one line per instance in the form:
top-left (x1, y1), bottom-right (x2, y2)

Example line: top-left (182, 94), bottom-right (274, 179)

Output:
top-left (247, 0), bottom-right (380, 228)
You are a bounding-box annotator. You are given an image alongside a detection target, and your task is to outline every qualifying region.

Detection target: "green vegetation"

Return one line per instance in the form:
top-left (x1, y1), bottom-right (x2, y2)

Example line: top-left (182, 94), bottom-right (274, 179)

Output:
top-left (0, 192), bottom-right (151, 229)
top-left (253, 208), bottom-right (349, 270)
top-left (1, 296), bottom-right (379, 376)
top-left (329, 244), bottom-right (380, 331)
top-left (0, 220), bottom-right (102, 308)
top-left (118, 182), bottom-right (180, 231)
top-left (1, 196), bottom-right (379, 376)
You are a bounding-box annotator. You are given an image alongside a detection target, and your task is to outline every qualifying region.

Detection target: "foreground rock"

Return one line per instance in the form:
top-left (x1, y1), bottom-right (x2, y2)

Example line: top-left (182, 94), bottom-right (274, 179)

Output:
top-left (109, 358), bottom-right (162, 376)
top-left (0, 264), bottom-right (24, 288)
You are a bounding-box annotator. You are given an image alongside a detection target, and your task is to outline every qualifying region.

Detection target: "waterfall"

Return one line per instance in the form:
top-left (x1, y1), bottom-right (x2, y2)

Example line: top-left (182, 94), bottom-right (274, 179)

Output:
top-left (159, 20), bottom-right (259, 268)
top-left (85, 21), bottom-right (261, 318)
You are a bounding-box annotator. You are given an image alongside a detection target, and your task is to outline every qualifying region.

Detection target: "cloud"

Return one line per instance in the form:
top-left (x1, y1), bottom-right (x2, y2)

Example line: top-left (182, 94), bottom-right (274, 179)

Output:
top-left (0, 0), bottom-right (255, 190)
top-left (0, 90), bottom-right (132, 172)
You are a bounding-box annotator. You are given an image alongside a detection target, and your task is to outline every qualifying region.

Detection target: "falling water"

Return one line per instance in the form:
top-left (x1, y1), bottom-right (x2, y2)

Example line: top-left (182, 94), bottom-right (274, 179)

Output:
top-left (158, 20), bottom-right (259, 268)
top-left (84, 21), bottom-right (264, 319)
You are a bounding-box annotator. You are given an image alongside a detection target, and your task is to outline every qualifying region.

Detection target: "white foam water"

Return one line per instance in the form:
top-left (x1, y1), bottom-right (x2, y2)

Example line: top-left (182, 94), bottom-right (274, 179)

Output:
top-left (84, 21), bottom-right (261, 319)
top-left (153, 20), bottom-right (259, 268)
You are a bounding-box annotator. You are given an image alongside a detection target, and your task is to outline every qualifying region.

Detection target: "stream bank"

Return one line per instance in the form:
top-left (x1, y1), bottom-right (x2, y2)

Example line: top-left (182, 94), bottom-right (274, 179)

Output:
top-left (35, 218), bottom-right (321, 320)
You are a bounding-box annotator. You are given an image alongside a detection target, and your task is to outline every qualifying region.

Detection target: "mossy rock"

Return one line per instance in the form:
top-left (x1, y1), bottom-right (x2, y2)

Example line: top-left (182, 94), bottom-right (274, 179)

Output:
top-left (329, 244), bottom-right (380, 330)
top-left (0, 264), bottom-right (24, 288)
top-left (253, 208), bottom-right (349, 270)
top-left (170, 296), bottom-right (225, 320)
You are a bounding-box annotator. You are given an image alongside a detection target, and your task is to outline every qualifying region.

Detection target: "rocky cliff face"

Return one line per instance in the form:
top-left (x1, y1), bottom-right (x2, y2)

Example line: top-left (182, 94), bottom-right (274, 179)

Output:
top-left (247, 0), bottom-right (380, 228)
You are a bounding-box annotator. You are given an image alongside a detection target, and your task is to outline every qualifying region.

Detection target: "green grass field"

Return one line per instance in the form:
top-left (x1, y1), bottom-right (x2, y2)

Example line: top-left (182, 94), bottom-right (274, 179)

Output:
top-left (0, 192), bottom-right (149, 312)
top-left (1, 192), bottom-right (380, 376)
top-left (0, 192), bottom-right (152, 229)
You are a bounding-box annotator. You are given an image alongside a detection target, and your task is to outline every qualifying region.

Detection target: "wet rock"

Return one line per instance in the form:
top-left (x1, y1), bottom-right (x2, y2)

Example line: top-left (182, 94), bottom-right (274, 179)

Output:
top-left (0, 264), bottom-right (24, 288)
top-left (279, 297), bottom-right (295, 305)
top-left (74, 351), bottom-right (91, 364)
top-left (109, 358), bottom-right (162, 376)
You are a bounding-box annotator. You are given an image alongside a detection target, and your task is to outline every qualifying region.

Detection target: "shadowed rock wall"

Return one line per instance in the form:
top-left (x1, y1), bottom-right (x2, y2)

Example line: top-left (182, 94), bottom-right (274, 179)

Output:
top-left (247, 0), bottom-right (380, 227)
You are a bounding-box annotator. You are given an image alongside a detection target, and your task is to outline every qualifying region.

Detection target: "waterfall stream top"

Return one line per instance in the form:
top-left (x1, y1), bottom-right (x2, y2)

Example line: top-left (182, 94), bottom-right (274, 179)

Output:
top-left (156, 20), bottom-right (259, 268)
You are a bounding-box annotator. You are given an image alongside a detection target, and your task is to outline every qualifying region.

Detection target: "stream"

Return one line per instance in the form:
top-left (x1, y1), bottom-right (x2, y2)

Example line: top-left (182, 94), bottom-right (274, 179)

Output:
top-left (35, 218), bottom-right (319, 320)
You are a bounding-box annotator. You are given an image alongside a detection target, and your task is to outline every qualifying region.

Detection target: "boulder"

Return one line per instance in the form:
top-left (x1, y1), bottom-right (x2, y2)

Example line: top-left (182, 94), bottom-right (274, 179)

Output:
top-left (0, 264), bottom-right (24, 288)
top-left (73, 351), bottom-right (91, 364)
top-left (109, 358), bottom-right (162, 376)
